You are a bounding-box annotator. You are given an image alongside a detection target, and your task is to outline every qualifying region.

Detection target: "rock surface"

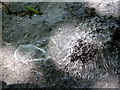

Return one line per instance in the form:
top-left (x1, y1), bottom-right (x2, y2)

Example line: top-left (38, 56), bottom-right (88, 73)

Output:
top-left (1, 1), bottom-right (119, 88)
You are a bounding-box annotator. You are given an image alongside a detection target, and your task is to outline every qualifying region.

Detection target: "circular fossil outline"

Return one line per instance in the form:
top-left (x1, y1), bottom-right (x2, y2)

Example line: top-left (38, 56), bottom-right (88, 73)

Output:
top-left (14, 44), bottom-right (47, 64)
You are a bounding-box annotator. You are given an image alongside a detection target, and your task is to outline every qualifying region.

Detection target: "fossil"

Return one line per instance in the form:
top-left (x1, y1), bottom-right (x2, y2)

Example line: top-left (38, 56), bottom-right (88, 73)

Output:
top-left (70, 39), bottom-right (98, 63)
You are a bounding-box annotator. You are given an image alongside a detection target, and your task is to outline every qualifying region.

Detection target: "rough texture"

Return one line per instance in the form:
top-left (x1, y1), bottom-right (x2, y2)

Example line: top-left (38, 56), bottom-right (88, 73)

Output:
top-left (1, 1), bottom-right (119, 89)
